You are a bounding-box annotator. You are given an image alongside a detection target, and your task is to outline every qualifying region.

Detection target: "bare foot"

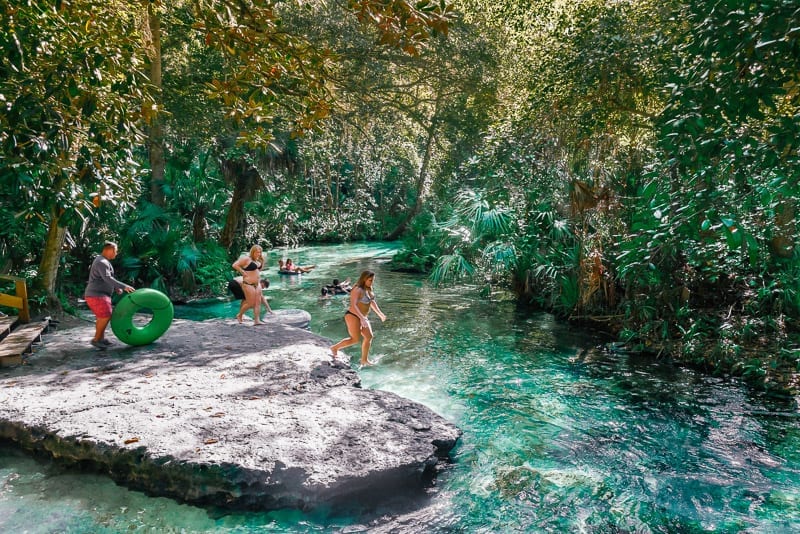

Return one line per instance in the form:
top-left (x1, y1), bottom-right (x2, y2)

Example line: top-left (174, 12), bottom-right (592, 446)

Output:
top-left (360, 359), bottom-right (376, 367)
top-left (253, 321), bottom-right (265, 326)
top-left (236, 314), bottom-right (243, 324)
top-left (330, 347), bottom-right (338, 358)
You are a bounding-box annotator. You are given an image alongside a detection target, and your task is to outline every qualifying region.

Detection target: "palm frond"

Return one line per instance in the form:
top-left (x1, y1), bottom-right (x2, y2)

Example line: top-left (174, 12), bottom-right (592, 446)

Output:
top-left (477, 206), bottom-right (511, 236)
top-left (483, 241), bottom-right (517, 272)
top-left (127, 202), bottom-right (169, 236)
top-left (549, 218), bottom-right (574, 242)
top-left (430, 253), bottom-right (475, 285)
top-left (455, 188), bottom-right (511, 236)
top-left (557, 273), bottom-right (579, 315)
top-left (177, 244), bottom-right (203, 272)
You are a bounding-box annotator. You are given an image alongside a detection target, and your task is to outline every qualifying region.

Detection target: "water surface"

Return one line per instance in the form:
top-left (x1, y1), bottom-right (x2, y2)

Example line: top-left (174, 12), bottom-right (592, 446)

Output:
top-left (2, 242), bottom-right (799, 532)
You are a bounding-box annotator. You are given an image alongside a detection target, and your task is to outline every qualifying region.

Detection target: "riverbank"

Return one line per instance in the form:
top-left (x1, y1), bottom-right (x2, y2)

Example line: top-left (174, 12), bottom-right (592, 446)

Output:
top-left (0, 316), bottom-right (460, 512)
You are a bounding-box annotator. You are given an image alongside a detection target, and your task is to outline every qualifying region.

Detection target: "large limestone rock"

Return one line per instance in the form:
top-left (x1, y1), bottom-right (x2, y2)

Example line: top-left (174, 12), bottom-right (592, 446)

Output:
top-left (0, 315), bottom-right (460, 511)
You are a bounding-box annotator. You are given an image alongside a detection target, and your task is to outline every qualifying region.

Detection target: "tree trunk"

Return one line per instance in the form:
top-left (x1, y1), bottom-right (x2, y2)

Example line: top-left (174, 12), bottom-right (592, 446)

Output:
top-left (385, 122), bottom-right (436, 240)
top-left (218, 156), bottom-right (264, 250)
top-left (144, 0), bottom-right (165, 206)
top-left (192, 206), bottom-right (208, 243)
top-left (36, 207), bottom-right (67, 311)
top-left (220, 183), bottom-right (246, 251)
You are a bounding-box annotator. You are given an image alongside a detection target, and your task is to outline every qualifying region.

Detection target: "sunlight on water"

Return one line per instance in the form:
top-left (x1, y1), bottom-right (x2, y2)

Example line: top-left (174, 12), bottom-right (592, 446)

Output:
top-left (3, 242), bottom-right (800, 532)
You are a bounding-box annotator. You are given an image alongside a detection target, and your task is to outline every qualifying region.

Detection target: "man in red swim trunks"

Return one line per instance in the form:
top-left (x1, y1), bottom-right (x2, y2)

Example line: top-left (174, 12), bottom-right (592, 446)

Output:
top-left (84, 241), bottom-right (134, 350)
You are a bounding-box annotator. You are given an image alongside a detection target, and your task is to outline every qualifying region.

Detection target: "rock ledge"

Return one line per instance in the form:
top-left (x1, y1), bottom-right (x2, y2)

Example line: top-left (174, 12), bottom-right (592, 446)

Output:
top-left (0, 316), bottom-right (461, 511)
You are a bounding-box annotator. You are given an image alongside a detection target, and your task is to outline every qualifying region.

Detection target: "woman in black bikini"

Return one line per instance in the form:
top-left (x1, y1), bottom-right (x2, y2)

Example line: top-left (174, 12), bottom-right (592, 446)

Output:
top-left (231, 245), bottom-right (266, 324)
top-left (330, 270), bottom-right (386, 365)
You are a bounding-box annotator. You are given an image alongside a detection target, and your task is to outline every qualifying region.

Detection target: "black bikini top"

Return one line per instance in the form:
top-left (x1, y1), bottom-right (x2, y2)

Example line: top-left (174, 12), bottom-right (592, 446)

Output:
top-left (243, 260), bottom-right (261, 271)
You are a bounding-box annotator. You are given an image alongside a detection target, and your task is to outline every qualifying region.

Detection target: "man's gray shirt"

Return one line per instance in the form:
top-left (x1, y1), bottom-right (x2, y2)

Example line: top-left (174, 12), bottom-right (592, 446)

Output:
top-left (84, 255), bottom-right (131, 297)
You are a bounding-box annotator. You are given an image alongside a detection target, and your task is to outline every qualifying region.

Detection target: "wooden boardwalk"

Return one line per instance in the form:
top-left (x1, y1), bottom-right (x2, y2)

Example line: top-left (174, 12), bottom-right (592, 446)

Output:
top-left (0, 316), bottom-right (50, 367)
top-left (0, 315), bottom-right (15, 338)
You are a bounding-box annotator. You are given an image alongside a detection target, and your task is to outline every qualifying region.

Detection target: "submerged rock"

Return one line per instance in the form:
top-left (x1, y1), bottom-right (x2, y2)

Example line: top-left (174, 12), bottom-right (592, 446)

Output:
top-left (0, 316), bottom-right (460, 511)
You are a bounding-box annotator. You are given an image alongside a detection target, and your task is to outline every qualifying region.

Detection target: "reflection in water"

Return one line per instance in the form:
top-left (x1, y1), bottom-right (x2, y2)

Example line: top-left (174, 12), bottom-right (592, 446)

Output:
top-left (2, 242), bottom-right (800, 532)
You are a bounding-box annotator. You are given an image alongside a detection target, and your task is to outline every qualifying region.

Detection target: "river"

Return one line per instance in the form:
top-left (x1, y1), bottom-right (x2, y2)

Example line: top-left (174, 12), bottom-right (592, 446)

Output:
top-left (2, 242), bottom-right (799, 532)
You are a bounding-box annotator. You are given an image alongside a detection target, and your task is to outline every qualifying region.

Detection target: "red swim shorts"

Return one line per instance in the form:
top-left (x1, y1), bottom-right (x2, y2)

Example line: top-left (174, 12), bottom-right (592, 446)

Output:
top-left (85, 296), bottom-right (113, 319)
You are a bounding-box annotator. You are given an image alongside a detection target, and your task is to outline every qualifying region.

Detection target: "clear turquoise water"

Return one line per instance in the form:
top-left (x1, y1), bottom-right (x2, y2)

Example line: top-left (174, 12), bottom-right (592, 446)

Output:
top-left (2, 242), bottom-right (800, 532)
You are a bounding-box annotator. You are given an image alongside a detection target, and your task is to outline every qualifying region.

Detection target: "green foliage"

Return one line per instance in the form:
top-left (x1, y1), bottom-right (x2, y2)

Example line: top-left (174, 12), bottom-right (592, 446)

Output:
top-left (242, 171), bottom-right (382, 247)
top-left (116, 202), bottom-right (188, 296)
top-left (0, 0), bottom-right (151, 220)
top-left (348, 0), bottom-right (454, 55)
top-left (388, 211), bottom-right (441, 272)
top-left (0, 0), bottom-right (153, 304)
top-left (272, 0), bottom-right (497, 243)
top-left (661, 1), bottom-right (800, 175)
top-left (191, 0), bottom-right (455, 145)
top-left (0, 187), bottom-right (48, 271)
top-left (557, 274), bottom-right (579, 316)
top-left (162, 143), bottom-right (230, 241)
top-left (605, 0), bottom-right (800, 372)
top-left (2, 0), bottom-right (799, 393)
top-left (430, 253), bottom-right (475, 285)
top-left (454, 188), bottom-right (511, 236)
top-left (390, 249), bottom-right (438, 273)
top-left (424, 188), bottom-right (515, 286)
top-left (193, 240), bottom-right (232, 295)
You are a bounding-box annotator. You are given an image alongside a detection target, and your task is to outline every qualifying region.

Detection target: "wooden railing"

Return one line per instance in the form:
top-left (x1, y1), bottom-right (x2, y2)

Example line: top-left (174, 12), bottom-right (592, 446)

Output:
top-left (0, 275), bottom-right (30, 323)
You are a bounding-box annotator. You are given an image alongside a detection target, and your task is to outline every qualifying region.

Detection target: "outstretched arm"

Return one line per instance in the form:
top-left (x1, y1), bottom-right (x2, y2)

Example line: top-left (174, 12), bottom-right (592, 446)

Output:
top-left (100, 262), bottom-right (134, 293)
top-left (261, 294), bottom-right (273, 313)
top-left (370, 300), bottom-right (386, 322)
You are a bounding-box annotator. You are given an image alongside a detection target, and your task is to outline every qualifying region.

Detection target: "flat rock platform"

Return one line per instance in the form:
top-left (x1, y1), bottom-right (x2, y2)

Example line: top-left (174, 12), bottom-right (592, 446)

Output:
top-left (0, 313), bottom-right (461, 512)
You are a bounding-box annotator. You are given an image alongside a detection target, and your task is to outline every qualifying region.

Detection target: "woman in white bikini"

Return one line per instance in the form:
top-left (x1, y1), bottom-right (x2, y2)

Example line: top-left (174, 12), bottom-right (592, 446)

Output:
top-left (330, 270), bottom-right (386, 365)
top-left (231, 245), bottom-right (266, 325)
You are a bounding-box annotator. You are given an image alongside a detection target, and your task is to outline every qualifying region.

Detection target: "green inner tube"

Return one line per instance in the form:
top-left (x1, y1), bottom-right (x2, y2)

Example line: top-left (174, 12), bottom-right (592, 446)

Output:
top-left (110, 288), bottom-right (174, 346)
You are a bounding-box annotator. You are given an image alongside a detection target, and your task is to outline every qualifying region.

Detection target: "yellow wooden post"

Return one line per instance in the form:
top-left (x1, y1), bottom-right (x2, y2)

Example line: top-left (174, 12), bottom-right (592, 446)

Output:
top-left (0, 275), bottom-right (30, 323)
top-left (15, 278), bottom-right (29, 323)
